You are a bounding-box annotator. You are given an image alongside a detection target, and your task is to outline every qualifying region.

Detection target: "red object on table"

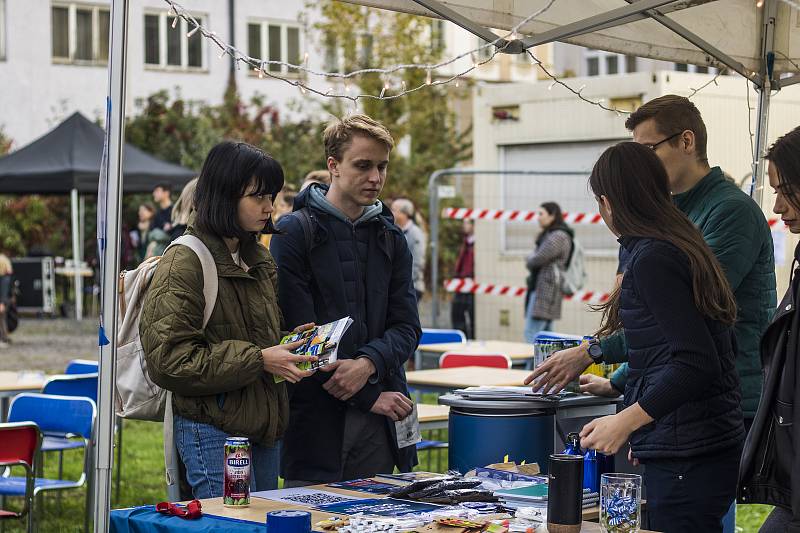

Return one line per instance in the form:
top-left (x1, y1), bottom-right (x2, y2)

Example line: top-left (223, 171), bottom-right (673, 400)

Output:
top-left (155, 499), bottom-right (202, 519)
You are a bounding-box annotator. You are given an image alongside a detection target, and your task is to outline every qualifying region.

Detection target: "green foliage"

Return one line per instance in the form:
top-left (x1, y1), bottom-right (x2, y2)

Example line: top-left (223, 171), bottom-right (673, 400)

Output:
top-left (0, 195), bottom-right (71, 257)
top-left (0, 125), bottom-right (12, 155)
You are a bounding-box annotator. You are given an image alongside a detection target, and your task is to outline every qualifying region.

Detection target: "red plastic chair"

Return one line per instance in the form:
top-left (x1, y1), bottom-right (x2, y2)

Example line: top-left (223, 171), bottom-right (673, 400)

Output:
top-left (0, 421), bottom-right (41, 532)
top-left (439, 352), bottom-right (512, 369)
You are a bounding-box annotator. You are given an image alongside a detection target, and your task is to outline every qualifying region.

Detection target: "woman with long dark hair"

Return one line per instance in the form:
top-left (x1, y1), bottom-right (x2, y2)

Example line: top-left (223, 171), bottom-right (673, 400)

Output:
top-left (578, 142), bottom-right (743, 532)
top-left (523, 202), bottom-right (573, 343)
top-left (139, 141), bottom-right (318, 498)
top-left (739, 126), bottom-right (800, 532)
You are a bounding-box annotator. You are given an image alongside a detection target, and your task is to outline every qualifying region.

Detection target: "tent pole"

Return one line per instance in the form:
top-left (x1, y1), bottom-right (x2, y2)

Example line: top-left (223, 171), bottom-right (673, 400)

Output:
top-left (750, 0), bottom-right (777, 206)
top-left (70, 188), bottom-right (83, 320)
top-left (94, 0), bottom-right (128, 531)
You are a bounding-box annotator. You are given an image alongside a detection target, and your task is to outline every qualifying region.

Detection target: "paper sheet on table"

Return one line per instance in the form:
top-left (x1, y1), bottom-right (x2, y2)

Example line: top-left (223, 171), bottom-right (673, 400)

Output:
top-left (251, 487), bottom-right (362, 506)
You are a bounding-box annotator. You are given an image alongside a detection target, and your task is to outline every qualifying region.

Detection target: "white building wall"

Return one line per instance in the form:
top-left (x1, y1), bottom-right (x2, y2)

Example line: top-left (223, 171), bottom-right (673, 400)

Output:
top-left (470, 71), bottom-right (800, 342)
top-left (0, 0), bottom-right (321, 149)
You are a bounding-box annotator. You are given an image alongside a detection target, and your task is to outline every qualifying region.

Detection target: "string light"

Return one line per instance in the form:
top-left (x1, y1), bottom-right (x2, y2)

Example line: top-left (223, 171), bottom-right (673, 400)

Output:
top-left (756, 0), bottom-right (764, 7)
top-left (171, 16), bottom-right (178, 29)
top-left (162, 0), bottom-right (728, 107)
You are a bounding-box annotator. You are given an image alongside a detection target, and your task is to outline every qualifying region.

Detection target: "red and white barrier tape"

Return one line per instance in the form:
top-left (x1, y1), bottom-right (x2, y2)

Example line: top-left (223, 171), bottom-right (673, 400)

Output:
top-left (444, 207), bottom-right (783, 228)
top-left (445, 278), bottom-right (610, 304)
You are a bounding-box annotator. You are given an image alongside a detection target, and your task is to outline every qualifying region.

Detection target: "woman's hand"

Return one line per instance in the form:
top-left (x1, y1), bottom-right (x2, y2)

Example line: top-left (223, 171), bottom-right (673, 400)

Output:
top-left (292, 322), bottom-right (315, 334)
top-left (261, 340), bottom-right (317, 383)
top-left (579, 403), bottom-right (653, 455)
top-left (579, 374), bottom-right (619, 397)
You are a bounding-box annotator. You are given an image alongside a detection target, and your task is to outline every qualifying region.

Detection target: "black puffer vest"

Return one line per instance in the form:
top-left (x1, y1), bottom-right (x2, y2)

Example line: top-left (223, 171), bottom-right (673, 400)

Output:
top-left (621, 237), bottom-right (744, 459)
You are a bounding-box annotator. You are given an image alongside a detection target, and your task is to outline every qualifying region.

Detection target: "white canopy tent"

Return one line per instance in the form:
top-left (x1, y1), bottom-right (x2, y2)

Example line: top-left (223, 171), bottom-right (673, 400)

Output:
top-left (94, 1), bottom-right (800, 531)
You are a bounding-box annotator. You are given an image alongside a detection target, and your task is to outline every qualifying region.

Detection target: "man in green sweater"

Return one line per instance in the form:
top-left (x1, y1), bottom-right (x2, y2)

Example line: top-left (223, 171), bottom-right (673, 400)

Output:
top-left (527, 95), bottom-right (776, 431)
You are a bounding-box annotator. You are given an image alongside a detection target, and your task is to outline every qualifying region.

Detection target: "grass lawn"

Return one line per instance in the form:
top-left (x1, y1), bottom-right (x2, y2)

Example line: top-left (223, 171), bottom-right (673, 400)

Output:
top-left (0, 417), bottom-right (772, 532)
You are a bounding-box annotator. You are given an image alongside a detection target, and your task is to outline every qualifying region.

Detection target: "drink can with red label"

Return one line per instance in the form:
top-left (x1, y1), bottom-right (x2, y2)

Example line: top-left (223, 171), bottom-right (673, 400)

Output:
top-left (223, 437), bottom-right (251, 507)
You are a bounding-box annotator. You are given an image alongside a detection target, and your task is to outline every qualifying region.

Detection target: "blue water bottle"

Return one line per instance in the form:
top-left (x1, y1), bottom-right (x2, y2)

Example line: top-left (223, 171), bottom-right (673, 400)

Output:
top-left (583, 449), bottom-right (599, 493)
top-left (562, 433), bottom-right (582, 456)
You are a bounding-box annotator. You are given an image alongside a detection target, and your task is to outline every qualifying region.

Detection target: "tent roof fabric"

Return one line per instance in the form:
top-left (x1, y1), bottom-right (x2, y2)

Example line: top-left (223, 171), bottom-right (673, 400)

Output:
top-left (0, 112), bottom-right (196, 194)
top-left (344, 0), bottom-right (799, 74)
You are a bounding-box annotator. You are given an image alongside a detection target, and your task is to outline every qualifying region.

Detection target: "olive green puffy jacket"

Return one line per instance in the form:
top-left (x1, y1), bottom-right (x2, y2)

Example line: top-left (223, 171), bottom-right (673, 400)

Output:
top-left (139, 225), bottom-right (288, 446)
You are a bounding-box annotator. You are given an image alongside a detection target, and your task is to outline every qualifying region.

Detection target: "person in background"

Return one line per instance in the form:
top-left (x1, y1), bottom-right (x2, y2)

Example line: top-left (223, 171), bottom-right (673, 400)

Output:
top-left (578, 142), bottom-right (743, 532)
top-left (0, 254), bottom-right (13, 348)
top-left (130, 203), bottom-right (155, 264)
top-left (739, 126), bottom-right (800, 532)
top-left (151, 183), bottom-right (174, 232)
top-left (451, 218), bottom-right (475, 339)
top-left (140, 141), bottom-right (318, 498)
top-left (523, 202), bottom-right (573, 343)
top-left (260, 184), bottom-right (298, 249)
top-left (300, 169), bottom-right (332, 191)
top-left (391, 198), bottom-right (426, 301)
top-left (169, 178), bottom-right (199, 241)
top-left (529, 95), bottom-right (776, 436)
top-left (271, 114), bottom-right (420, 485)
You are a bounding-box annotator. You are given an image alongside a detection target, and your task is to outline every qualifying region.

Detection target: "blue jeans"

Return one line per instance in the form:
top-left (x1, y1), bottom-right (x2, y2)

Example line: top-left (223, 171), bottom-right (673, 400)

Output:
top-left (174, 414), bottom-right (280, 499)
top-left (524, 293), bottom-right (552, 344)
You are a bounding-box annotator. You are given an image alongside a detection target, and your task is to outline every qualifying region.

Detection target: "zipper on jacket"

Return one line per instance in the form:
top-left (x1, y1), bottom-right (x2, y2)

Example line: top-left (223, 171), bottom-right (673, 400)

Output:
top-left (351, 224), bottom-right (365, 345)
top-left (757, 417), bottom-right (775, 476)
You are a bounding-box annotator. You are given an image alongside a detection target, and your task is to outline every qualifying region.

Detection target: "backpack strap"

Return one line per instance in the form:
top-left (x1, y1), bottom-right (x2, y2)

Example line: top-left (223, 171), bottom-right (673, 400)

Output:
top-left (159, 234), bottom-right (218, 499)
top-left (167, 235), bottom-right (218, 328)
top-left (293, 207), bottom-right (315, 255)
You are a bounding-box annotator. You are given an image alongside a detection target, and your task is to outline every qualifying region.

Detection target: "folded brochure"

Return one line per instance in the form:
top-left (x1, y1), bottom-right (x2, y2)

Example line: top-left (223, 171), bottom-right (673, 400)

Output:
top-left (274, 317), bottom-right (353, 383)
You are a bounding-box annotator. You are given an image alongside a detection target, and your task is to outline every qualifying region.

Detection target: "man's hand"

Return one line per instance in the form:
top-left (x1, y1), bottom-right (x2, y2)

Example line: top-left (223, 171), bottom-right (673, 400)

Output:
top-left (579, 374), bottom-right (619, 397)
top-left (524, 343), bottom-right (593, 394)
top-left (320, 358), bottom-right (376, 401)
top-left (370, 392), bottom-right (413, 421)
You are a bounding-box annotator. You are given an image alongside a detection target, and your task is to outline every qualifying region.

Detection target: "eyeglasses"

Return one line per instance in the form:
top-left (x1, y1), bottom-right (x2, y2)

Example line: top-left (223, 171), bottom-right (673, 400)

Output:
top-left (643, 131), bottom-right (683, 151)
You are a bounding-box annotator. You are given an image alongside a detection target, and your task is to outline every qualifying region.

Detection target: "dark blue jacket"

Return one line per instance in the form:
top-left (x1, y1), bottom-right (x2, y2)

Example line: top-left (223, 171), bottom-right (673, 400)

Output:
top-left (270, 186), bottom-right (421, 481)
top-left (621, 237), bottom-right (744, 459)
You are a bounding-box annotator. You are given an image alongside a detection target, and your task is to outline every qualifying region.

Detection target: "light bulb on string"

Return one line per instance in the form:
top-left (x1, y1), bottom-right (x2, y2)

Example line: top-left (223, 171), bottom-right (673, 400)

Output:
top-left (219, 48), bottom-right (227, 60)
top-left (455, 78), bottom-right (460, 88)
top-left (426, 71), bottom-right (432, 85)
top-left (168, 5), bottom-right (176, 16)
top-left (172, 16), bottom-right (178, 29)
top-left (756, 0), bottom-right (764, 7)
top-left (471, 53), bottom-right (478, 68)
top-left (401, 80), bottom-right (407, 92)
top-left (187, 25), bottom-right (199, 38)
top-left (548, 81), bottom-right (556, 90)
top-left (303, 52), bottom-right (309, 66)
top-left (345, 83), bottom-right (351, 93)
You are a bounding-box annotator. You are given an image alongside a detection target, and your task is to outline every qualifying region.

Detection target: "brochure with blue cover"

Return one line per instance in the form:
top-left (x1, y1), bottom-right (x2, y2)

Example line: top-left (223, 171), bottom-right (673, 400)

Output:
top-left (315, 498), bottom-right (443, 517)
top-left (327, 479), bottom-right (398, 495)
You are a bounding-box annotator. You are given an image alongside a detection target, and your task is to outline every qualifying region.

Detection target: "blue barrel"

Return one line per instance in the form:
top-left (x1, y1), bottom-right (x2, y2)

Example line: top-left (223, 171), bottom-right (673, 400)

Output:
top-left (448, 409), bottom-right (554, 474)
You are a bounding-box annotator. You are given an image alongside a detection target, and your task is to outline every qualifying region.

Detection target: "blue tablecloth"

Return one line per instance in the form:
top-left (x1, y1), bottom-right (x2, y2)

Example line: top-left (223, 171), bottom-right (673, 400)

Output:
top-left (110, 506), bottom-right (265, 532)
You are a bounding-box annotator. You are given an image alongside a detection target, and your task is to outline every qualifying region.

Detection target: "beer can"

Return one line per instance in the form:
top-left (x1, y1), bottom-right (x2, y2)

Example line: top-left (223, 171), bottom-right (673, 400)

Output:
top-left (224, 437), bottom-right (251, 507)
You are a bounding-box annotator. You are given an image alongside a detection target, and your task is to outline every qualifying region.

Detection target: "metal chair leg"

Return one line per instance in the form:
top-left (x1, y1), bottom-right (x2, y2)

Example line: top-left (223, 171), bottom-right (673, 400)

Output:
top-left (56, 450), bottom-right (64, 513)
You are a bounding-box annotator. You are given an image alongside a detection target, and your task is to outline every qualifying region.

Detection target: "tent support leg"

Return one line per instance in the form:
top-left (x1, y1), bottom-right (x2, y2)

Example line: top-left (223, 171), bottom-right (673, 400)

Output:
top-left (94, 0), bottom-right (128, 531)
top-left (71, 188), bottom-right (83, 320)
top-left (750, 0), bottom-right (777, 206)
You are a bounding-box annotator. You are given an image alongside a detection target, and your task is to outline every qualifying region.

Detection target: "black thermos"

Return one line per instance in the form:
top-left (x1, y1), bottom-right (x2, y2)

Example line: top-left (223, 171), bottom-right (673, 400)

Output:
top-left (547, 453), bottom-right (584, 533)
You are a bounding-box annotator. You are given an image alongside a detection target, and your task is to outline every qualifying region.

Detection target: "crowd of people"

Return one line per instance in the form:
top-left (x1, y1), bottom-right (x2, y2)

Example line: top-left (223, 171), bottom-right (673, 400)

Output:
top-left (131, 96), bottom-right (800, 532)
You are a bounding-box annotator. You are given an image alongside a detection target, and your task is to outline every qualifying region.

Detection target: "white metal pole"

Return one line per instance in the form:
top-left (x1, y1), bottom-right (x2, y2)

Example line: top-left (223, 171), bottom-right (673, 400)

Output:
top-left (94, 0), bottom-right (128, 530)
top-left (71, 188), bottom-right (83, 320)
top-left (751, 82), bottom-right (771, 206)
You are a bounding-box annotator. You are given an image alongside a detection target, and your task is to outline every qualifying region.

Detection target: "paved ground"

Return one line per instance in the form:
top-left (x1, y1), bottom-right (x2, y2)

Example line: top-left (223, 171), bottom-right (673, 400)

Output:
top-left (0, 298), bottom-right (450, 373)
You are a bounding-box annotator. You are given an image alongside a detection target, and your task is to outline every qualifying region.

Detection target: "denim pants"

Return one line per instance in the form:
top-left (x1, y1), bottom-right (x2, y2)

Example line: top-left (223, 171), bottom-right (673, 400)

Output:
top-left (174, 414), bottom-right (280, 499)
top-left (524, 293), bottom-right (552, 344)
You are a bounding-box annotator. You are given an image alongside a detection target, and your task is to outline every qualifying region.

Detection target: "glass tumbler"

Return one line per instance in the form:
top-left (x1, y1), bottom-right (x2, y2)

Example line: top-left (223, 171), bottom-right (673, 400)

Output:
top-left (600, 473), bottom-right (642, 533)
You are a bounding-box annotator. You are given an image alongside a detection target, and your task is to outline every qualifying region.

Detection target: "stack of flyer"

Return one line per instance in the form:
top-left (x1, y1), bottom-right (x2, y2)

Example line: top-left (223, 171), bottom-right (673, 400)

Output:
top-left (452, 386), bottom-right (565, 401)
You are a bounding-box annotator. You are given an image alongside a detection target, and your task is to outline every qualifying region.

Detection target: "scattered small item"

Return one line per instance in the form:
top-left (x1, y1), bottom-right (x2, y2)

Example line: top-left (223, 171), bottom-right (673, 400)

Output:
top-left (155, 499), bottom-right (202, 519)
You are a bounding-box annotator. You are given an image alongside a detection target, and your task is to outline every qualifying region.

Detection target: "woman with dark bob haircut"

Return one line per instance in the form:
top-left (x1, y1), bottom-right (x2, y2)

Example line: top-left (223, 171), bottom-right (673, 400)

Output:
top-left (739, 125), bottom-right (800, 532)
top-left (578, 142), bottom-right (743, 532)
top-left (139, 141), bottom-right (318, 498)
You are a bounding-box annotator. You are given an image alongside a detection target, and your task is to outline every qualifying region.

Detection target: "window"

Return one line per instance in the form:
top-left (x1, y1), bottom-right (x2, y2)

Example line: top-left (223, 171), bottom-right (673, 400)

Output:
top-left (674, 62), bottom-right (716, 74)
top-left (323, 33), bottom-right (340, 73)
top-left (143, 11), bottom-right (205, 70)
top-left (51, 3), bottom-right (109, 64)
top-left (0, 0), bottom-right (7, 60)
top-left (584, 49), bottom-right (635, 76)
top-left (358, 33), bottom-right (373, 68)
top-left (247, 20), bottom-right (302, 76)
top-left (430, 20), bottom-right (445, 53)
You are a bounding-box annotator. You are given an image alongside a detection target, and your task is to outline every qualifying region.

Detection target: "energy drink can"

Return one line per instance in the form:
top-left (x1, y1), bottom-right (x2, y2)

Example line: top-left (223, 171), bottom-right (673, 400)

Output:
top-left (224, 437), bottom-right (251, 507)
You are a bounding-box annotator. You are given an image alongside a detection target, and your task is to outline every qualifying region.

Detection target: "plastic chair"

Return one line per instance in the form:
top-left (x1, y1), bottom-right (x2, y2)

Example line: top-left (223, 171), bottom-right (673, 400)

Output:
top-left (64, 360), bottom-right (99, 375)
top-left (439, 352), bottom-right (512, 369)
top-left (0, 422), bottom-right (41, 532)
top-left (415, 328), bottom-right (467, 369)
top-left (3, 393), bottom-right (96, 533)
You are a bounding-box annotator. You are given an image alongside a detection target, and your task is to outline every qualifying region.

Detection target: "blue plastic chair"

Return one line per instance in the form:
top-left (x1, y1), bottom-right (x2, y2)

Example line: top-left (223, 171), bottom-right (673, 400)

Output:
top-left (3, 393), bottom-right (96, 532)
top-left (415, 328), bottom-right (467, 369)
top-left (64, 360), bottom-right (99, 375)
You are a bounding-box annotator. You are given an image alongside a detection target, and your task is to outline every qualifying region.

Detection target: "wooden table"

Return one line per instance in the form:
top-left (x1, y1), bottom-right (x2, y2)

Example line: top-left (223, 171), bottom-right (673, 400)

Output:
top-left (416, 340), bottom-right (536, 369)
top-left (417, 404), bottom-right (450, 431)
top-left (199, 483), bottom-right (656, 532)
top-left (407, 367), bottom-right (532, 395)
top-left (0, 370), bottom-right (47, 421)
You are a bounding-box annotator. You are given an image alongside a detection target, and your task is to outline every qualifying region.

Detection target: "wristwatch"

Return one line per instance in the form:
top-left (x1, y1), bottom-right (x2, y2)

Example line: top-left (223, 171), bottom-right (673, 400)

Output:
top-left (586, 339), bottom-right (604, 364)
